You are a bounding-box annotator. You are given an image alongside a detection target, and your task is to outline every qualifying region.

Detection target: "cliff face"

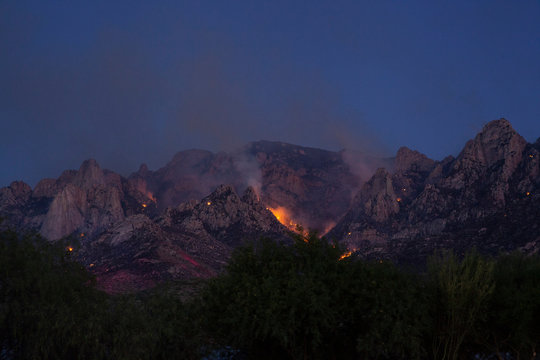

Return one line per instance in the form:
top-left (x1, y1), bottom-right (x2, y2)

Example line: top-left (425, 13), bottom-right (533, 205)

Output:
top-left (1, 159), bottom-right (156, 241)
top-left (329, 119), bottom-right (540, 264)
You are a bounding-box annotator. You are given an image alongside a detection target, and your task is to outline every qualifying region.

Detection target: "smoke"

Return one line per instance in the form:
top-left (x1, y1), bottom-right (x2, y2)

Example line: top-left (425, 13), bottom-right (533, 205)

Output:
top-left (232, 152), bottom-right (263, 196)
top-left (0, 3), bottom-right (387, 188)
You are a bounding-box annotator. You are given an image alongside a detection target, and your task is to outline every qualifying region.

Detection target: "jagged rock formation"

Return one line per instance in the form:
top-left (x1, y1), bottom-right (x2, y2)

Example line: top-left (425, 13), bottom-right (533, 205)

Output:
top-left (1, 159), bottom-right (156, 240)
top-left (2, 118), bottom-right (539, 289)
top-left (78, 186), bottom-right (288, 293)
top-left (127, 141), bottom-right (383, 232)
top-left (329, 119), bottom-right (540, 264)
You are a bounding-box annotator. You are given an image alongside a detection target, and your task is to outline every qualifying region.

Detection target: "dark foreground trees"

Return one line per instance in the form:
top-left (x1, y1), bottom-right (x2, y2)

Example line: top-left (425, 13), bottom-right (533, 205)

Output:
top-left (0, 229), bottom-right (201, 360)
top-left (200, 233), bottom-right (428, 359)
top-left (1, 227), bottom-right (539, 359)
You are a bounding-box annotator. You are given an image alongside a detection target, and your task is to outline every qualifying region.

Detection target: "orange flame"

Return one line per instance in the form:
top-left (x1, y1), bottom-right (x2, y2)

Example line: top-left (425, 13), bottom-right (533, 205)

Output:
top-left (67, 246), bottom-right (73, 252)
top-left (339, 251), bottom-right (352, 260)
top-left (267, 206), bottom-right (308, 239)
top-left (142, 203), bottom-right (147, 208)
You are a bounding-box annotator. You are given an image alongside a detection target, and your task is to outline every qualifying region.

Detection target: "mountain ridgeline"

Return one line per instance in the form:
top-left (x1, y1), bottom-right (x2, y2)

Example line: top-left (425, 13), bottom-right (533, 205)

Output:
top-left (1, 119), bottom-right (539, 291)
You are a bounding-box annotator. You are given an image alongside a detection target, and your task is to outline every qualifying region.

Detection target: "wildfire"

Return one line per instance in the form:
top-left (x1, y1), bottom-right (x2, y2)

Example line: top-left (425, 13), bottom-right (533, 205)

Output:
top-left (142, 203), bottom-right (147, 208)
top-left (207, 201), bottom-right (212, 206)
top-left (267, 206), bottom-right (308, 239)
top-left (396, 197), bottom-right (402, 202)
top-left (67, 246), bottom-right (73, 252)
top-left (526, 192), bottom-right (531, 196)
top-left (339, 251), bottom-right (353, 260)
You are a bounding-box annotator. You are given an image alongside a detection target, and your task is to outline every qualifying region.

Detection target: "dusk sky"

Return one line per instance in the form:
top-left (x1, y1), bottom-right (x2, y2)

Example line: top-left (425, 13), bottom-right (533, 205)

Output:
top-left (1, 0), bottom-right (540, 187)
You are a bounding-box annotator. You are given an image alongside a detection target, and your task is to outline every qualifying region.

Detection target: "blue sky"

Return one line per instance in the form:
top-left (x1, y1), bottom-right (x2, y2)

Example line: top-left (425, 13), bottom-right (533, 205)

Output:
top-left (1, 0), bottom-right (539, 186)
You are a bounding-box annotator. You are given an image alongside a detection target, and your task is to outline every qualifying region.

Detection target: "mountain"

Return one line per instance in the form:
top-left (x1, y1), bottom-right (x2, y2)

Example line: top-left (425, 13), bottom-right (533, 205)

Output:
top-left (1, 119), bottom-right (539, 290)
top-left (328, 119), bottom-right (540, 265)
top-left (1, 141), bottom-right (388, 291)
top-left (128, 141), bottom-right (387, 232)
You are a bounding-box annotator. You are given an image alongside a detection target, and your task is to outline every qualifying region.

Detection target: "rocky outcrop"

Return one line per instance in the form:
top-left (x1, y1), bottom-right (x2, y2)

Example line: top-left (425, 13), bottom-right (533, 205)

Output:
top-left (395, 147), bottom-right (436, 173)
top-left (129, 141), bottom-right (381, 233)
top-left (329, 119), bottom-right (540, 265)
top-left (79, 185), bottom-right (288, 292)
top-left (442, 119), bottom-right (527, 205)
top-left (0, 159), bottom-right (154, 240)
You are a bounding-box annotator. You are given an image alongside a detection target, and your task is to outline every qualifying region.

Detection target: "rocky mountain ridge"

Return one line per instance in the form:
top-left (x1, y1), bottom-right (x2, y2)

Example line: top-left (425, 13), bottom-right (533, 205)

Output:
top-left (329, 119), bottom-right (540, 264)
top-left (1, 118), bottom-right (539, 290)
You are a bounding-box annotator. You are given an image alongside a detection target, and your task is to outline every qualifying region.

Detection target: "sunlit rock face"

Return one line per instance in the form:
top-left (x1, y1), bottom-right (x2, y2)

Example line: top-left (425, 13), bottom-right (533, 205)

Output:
top-left (329, 119), bottom-right (540, 265)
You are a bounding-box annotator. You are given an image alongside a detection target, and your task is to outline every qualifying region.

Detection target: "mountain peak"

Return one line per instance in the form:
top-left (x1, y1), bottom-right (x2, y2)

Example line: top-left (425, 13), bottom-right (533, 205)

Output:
top-left (395, 147), bottom-right (435, 173)
top-left (75, 159), bottom-right (104, 188)
top-left (458, 118), bottom-right (526, 168)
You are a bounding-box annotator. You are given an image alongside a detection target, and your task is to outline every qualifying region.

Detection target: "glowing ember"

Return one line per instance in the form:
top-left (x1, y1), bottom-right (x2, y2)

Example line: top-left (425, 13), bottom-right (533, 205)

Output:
top-left (67, 247), bottom-right (73, 252)
top-left (529, 154), bottom-right (534, 158)
top-left (142, 203), bottom-right (147, 208)
top-left (396, 197), bottom-right (402, 202)
top-left (207, 201), bottom-right (212, 206)
top-left (347, 232), bottom-right (351, 236)
top-left (80, 233), bottom-right (85, 237)
top-left (339, 251), bottom-right (353, 260)
top-left (526, 192), bottom-right (531, 196)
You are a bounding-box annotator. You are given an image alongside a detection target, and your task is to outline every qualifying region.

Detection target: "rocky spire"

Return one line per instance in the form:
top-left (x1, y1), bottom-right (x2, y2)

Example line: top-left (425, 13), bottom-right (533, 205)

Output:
top-left (75, 159), bottom-right (105, 189)
top-left (458, 118), bottom-right (526, 168)
top-left (356, 168), bottom-right (399, 222)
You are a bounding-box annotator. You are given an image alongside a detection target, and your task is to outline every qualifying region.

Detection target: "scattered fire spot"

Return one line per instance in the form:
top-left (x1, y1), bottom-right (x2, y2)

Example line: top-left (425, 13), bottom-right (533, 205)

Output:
top-left (89, 263), bottom-right (95, 267)
top-left (67, 247), bottom-right (73, 252)
top-left (207, 201), bottom-right (212, 206)
top-left (80, 233), bottom-right (85, 237)
top-left (339, 251), bottom-right (353, 260)
top-left (396, 197), bottom-right (402, 202)
top-left (529, 154), bottom-right (534, 158)
top-left (347, 232), bottom-right (351, 236)
top-left (142, 203), bottom-right (147, 208)
top-left (526, 192), bottom-right (531, 196)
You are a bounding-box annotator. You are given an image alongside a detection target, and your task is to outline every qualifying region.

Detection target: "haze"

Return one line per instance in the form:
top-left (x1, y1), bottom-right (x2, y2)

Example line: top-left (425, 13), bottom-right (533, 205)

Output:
top-left (1, 0), bottom-right (539, 187)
